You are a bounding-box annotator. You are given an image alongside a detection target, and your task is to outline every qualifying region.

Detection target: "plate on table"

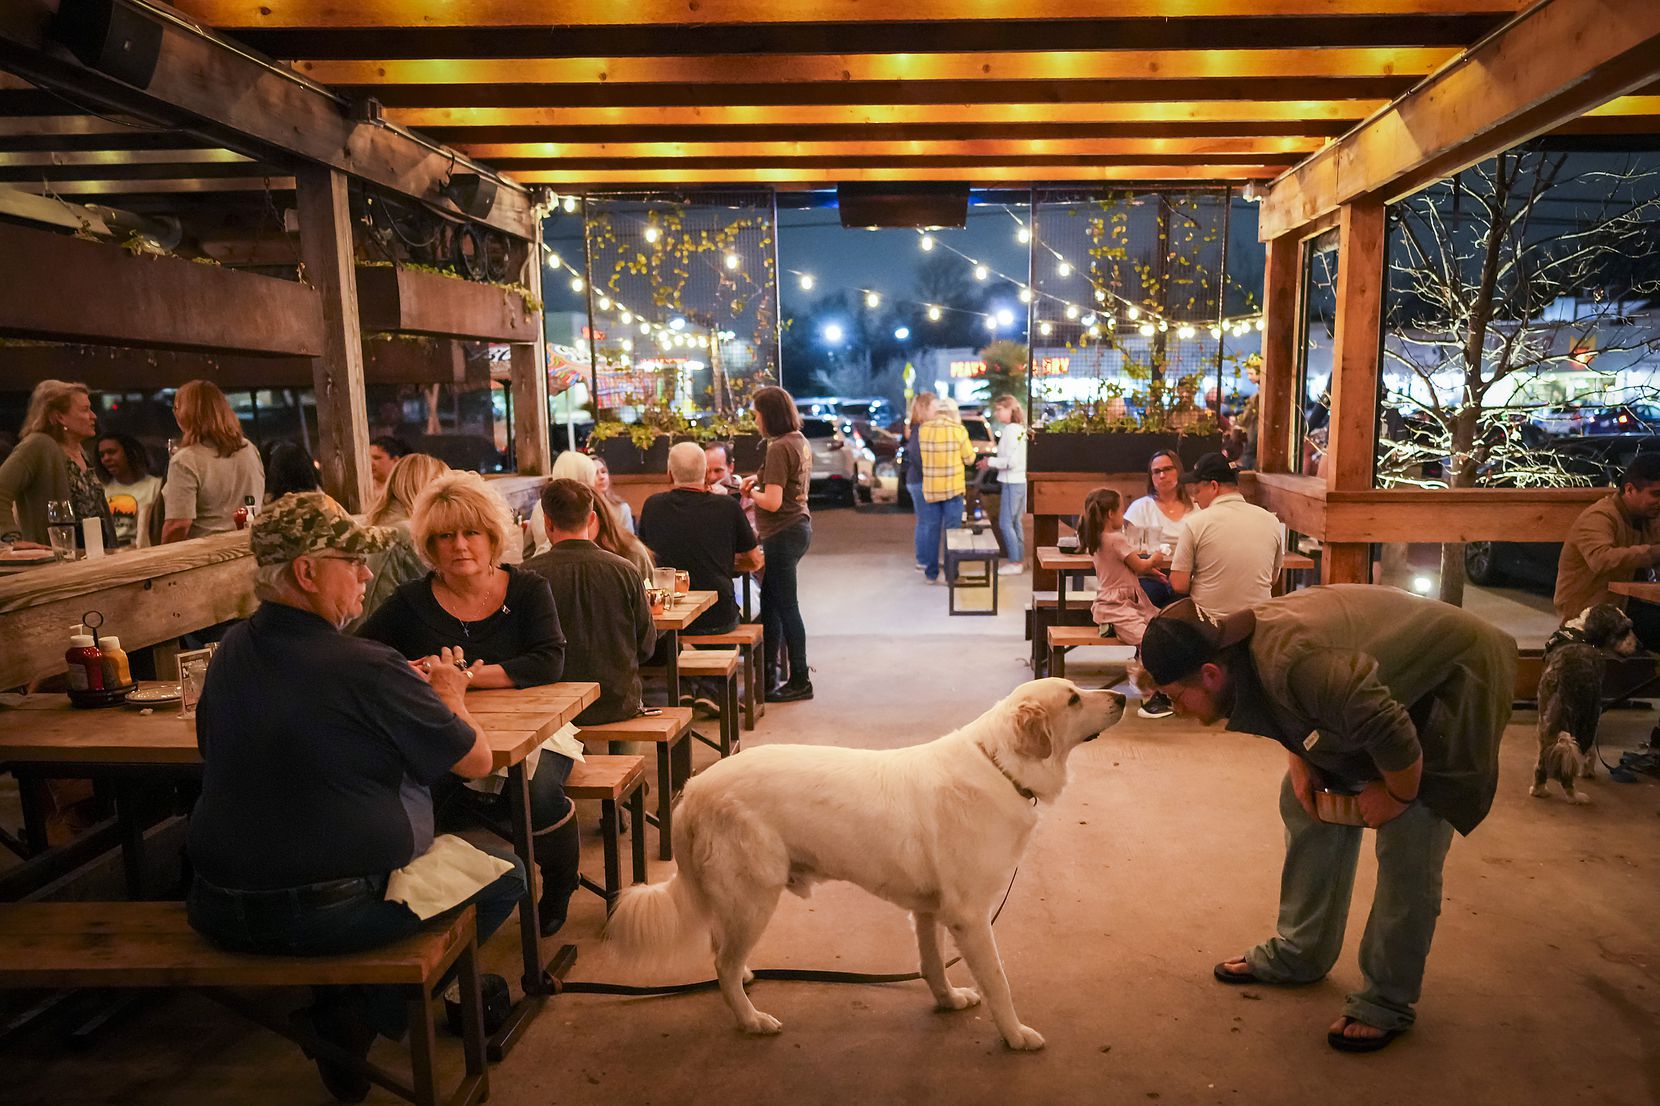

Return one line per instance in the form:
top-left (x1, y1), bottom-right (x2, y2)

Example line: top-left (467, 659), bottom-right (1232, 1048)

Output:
top-left (0, 549), bottom-right (54, 565)
top-left (125, 683), bottom-right (182, 706)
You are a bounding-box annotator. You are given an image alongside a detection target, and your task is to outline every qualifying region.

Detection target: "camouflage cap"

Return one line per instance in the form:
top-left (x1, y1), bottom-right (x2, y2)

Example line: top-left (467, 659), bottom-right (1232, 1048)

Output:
top-left (250, 491), bottom-right (396, 566)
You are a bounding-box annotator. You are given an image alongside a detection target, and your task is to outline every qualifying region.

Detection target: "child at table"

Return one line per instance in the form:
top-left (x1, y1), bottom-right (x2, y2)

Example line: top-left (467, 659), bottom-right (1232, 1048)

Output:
top-left (1077, 488), bottom-right (1166, 648)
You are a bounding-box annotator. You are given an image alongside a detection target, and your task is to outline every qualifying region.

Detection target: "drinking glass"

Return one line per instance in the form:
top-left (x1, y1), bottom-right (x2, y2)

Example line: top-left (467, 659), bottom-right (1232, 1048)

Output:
top-left (178, 649), bottom-right (214, 718)
top-left (46, 500), bottom-right (77, 563)
top-left (652, 567), bottom-right (676, 593)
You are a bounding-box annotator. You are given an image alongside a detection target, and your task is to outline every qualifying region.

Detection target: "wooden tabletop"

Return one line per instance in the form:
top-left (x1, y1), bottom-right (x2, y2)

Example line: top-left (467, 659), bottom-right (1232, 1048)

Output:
top-left (0, 680), bottom-right (600, 772)
top-left (1036, 546), bottom-right (1094, 572)
top-left (1282, 553), bottom-right (1316, 571)
top-left (1608, 581), bottom-right (1660, 602)
top-left (653, 589), bottom-right (716, 632)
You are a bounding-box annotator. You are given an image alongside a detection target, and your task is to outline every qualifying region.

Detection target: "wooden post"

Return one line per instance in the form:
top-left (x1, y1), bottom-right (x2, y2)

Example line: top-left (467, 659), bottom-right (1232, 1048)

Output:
top-left (295, 165), bottom-right (372, 512)
top-left (1256, 232), bottom-right (1300, 475)
top-left (1321, 200), bottom-right (1386, 584)
top-left (511, 220), bottom-right (552, 475)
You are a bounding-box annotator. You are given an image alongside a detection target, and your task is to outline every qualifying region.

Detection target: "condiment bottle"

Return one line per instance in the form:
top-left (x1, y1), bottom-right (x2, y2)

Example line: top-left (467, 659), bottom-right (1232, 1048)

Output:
top-left (99, 636), bottom-right (132, 688)
top-left (234, 504), bottom-right (249, 530)
top-left (65, 634), bottom-right (105, 692)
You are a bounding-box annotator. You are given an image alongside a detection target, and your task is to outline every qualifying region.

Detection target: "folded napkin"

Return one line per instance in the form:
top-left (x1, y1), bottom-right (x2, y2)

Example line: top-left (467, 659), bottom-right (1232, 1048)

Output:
top-left (463, 721), bottom-right (585, 796)
top-left (384, 834), bottom-right (515, 921)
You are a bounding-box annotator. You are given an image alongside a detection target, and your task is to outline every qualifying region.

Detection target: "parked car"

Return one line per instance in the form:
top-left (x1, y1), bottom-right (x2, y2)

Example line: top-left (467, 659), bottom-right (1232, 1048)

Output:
top-left (1582, 403), bottom-right (1660, 436)
top-left (800, 416), bottom-right (874, 506)
top-left (836, 397), bottom-right (893, 433)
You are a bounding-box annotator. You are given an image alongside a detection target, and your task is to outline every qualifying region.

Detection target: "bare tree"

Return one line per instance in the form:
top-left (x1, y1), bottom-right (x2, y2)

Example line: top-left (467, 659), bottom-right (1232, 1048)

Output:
top-left (1380, 145), bottom-right (1660, 605)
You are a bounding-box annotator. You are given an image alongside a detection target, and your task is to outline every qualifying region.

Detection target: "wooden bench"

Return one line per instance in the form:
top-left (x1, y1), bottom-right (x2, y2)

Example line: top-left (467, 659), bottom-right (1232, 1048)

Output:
top-left (676, 649), bottom-right (743, 758)
top-left (1047, 625), bottom-right (1137, 679)
top-left (0, 901), bottom-right (486, 1106)
top-left (564, 755), bottom-right (648, 911)
top-left (682, 623), bottom-right (766, 730)
top-left (576, 709), bottom-right (693, 862)
top-left (945, 529), bottom-right (1002, 616)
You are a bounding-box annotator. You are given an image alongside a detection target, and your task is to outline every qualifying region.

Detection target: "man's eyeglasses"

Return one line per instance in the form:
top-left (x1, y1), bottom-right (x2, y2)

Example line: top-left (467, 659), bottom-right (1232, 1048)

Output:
top-left (311, 553), bottom-right (369, 569)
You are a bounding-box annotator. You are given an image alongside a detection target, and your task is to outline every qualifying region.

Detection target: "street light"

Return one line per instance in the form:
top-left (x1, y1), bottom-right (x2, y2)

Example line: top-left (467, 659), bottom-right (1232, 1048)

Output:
top-left (995, 307), bottom-right (1015, 327)
top-left (823, 323), bottom-right (845, 344)
top-left (894, 326), bottom-right (911, 341)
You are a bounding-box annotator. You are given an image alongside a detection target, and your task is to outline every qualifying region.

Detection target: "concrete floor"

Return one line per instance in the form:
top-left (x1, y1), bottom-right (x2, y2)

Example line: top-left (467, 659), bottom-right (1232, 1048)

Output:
top-left (8, 506), bottom-right (1660, 1105)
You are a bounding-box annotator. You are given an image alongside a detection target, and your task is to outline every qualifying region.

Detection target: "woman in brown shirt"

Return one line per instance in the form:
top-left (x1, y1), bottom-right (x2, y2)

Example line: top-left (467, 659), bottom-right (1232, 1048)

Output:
top-left (743, 385), bottom-right (814, 701)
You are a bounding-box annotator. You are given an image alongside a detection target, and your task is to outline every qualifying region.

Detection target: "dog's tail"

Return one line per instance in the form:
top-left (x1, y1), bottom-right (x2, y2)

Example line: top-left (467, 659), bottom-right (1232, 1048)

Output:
top-left (605, 873), bottom-right (710, 970)
top-left (1543, 731), bottom-right (1585, 780)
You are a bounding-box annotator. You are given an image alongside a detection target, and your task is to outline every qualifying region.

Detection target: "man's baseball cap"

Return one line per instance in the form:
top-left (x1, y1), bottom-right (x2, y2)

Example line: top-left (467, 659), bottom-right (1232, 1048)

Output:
top-left (1179, 451), bottom-right (1238, 485)
top-left (1139, 597), bottom-right (1256, 685)
top-left (250, 491), bottom-right (396, 566)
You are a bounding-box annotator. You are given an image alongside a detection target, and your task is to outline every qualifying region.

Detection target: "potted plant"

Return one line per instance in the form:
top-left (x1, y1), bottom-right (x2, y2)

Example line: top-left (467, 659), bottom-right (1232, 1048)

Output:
top-left (1031, 377), bottom-right (1221, 473)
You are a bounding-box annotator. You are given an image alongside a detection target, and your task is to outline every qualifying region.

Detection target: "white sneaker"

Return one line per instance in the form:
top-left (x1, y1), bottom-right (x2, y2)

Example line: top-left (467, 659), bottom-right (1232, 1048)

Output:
top-left (998, 563), bottom-right (1024, 575)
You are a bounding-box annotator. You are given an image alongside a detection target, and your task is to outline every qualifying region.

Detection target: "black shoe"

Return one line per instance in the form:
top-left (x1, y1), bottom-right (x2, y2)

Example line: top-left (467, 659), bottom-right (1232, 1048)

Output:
top-left (535, 817), bottom-right (581, 938)
top-left (296, 999), bottom-right (375, 1103)
top-left (766, 680), bottom-right (814, 703)
top-left (443, 972), bottom-right (513, 1038)
top-left (1137, 692), bottom-right (1174, 719)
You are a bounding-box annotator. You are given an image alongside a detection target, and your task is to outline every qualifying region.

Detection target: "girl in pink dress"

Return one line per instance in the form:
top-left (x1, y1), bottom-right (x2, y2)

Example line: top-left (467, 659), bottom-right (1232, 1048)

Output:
top-left (1078, 488), bottom-right (1167, 647)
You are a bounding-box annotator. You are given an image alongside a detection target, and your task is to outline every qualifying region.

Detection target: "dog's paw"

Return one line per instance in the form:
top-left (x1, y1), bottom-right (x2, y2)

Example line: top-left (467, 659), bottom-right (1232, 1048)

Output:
top-left (1572, 792), bottom-right (1592, 805)
top-left (935, 987), bottom-right (981, 1012)
top-left (740, 1011), bottom-right (783, 1036)
top-left (1529, 784), bottom-right (1549, 798)
top-left (1002, 1024), bottom-right (1046, 1051)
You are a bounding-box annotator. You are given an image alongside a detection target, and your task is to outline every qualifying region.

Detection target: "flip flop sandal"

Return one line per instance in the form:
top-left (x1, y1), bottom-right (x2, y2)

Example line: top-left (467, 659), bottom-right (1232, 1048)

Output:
top-left (1212, 960), bottom-right (1261, 984)
top-left (1327, 1017), bottom-right (1404, 1053)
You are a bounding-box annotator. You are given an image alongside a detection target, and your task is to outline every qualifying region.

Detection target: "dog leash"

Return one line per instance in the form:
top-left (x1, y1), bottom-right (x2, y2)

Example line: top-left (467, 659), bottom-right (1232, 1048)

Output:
top-left (552, 865), bottom-right (1023, 998)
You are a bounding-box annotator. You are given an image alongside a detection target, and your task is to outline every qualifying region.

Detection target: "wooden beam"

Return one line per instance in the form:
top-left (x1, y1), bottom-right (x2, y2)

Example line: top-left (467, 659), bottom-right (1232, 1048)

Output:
top-left (173, 0), bottom-right (1528, 27)
top-left (297, 48), bottom-right (1455, 87)
top-left (356, 266), bottom-right (539, 343)
top-left (511, 222), bottom-right (550, 476)
top-left (386, 101), bottom-right (1392, 130)
top-left (0, 1), bottom-right (534, 239)
top-left (1259, 0), bottom-right (1660, 239)
top-left (295, 166), bottom-right (372, 512)
top-left (3, 176), bottom-right (297, 195)
top-left (0, 221), bottom-right (322, 356)
top-left (1322, 486), bottom-right (1606, 542)
top-left (459, 137), bottom-right (1327, 160)
top-left (1256, 234), bottom-right (1301, 475)
top-left (509, 165), bottom-right (1287, 184)
top-left (1320, 200), bottom-right (1386, 583)
top-left (0, 341), bottom-right (468, 390)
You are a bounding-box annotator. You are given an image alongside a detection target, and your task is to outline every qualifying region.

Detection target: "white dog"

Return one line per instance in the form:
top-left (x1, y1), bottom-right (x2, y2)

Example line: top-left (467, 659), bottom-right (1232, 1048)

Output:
top-left (606, 677), bottom-right (1125, 1050)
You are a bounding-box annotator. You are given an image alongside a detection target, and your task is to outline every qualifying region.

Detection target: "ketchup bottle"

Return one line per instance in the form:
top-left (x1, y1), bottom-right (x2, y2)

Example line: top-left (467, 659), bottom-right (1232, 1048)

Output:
top-left (65, 634), bottom-right (105, 692)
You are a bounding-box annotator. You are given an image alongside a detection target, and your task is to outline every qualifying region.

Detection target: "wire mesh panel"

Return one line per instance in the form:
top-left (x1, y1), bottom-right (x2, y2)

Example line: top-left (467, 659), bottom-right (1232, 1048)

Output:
top-left (1029, 189), bottom-right (1259, 433)
top-left (583, 190), bottom-right (778, 419)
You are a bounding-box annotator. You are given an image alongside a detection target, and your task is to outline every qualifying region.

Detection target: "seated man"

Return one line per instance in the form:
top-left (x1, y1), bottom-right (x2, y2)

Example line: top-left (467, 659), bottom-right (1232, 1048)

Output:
top-left (1170, 451), bottom-right (1283, 618)
top-left (524, 478), bottom-right (659, 725)
top-left (1555, 453), bottom-right (1660, 648)
top-left (186, 492), bottom-right (524, 1102)
top-left (640, 443), bottom-right (765, 712)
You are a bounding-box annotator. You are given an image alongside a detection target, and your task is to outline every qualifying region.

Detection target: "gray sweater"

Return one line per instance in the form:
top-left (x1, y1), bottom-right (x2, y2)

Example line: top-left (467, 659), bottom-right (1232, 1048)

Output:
top-left (0, 433), bottom-right (74, 543)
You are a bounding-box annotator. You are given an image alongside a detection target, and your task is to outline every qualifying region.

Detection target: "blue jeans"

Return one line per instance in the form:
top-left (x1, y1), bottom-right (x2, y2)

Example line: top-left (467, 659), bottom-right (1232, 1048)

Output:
top-left (907, 483), bottom-right (928, 568)
top-left (1139, 575), bottom-right (1177, 608)
top-left (916, 495), bottom-right (964, 580)
top-left (1242, 774), bottom-right (1456, 1031)
top-left (188, 856), bottom-right (525, 1036)
top-left (761, 519), bottom-right (812, 686)
top-left (997, 482), bottom-right (1026, 563)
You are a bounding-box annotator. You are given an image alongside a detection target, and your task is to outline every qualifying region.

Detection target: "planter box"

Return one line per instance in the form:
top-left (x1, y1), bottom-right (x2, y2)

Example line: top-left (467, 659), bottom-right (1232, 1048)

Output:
top-left (592, 432), bottom-right (765, 474)
top-left (356, 265), bottom-right (538, 343)
top-left (1029, 431), bottom-right (1221, 474)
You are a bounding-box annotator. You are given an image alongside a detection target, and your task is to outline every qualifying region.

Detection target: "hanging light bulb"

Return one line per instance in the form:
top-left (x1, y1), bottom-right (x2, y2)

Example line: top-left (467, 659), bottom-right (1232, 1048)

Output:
top-left (927, 305), bottom-right (942, 321)
top-left (724, 252), bottom-right (740, 270)
top-left (919, 234), bottom-right (935, 252)
top-left (865, 290), bottom-right (881, 308)
top-left (973, 264), bottom-right (989, 281)
top-left (1127, 306), bottom-right (1140, 321)
top-left (1039, 321), bottom-right (1053, 336)
top-left (1209, 325), bottom-right (1222, 339)
top-left (1082, 313), bottom-right (1096, 327)
top-left (1157, 319), bottom-right (1169, 332)
top-left (1064, 304), bottom-right (1079, 320)
top-left (569, 276), bottom-right (584, 292)
top-left (1094, 288), bottom-right (1106, 303)
top-left (639, 320), bottom-right (651, 334)
top-left (621, 338), bottom-right (633, 352)
top-left (798, 273), bottom-right (815, 290)
top-left (544, 251), bottom-right (561, 270)
top-left (1105, 316), bottom-right (1116, 330)
top-left (597, 295), bottom-right (612, 311)
top-left (643, 225), bottom-right (660, 244)
top-left (1018, 287), bottom-right (1033, 303)
top-left (1017, 226), bottom-right (1031, 244)
top-left (620, 310), bottom-right (633, 324)
top-left (1056, 260), bottom-right (1072, 278)
top-left (984, 315), bottom-right (998, 331)
top-left (669, 316), bottom-right (686, 331)
top-left (1177, 324), bottom-right (1196, 339)
top-left (1138, 322), bottom-right (1155, 337)
top-left (1087, 325), bottom-right (1101, 338)
top-left (1255, 318), bottom-right (1266, 331)
top-left (562, 195), bottom-right (578, 213)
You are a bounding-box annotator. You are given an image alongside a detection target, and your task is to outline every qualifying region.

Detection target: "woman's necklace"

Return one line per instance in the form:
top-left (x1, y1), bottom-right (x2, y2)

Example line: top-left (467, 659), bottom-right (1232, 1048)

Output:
top-left (437, 569), bottom-right (505, 635)
top-left (1157, 495), bottom-right (1185, 520)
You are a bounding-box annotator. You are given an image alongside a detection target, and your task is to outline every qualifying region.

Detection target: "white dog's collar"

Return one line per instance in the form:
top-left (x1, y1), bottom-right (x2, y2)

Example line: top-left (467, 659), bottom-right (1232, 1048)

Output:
top-left (978, 742), bottom-right (1039, 805)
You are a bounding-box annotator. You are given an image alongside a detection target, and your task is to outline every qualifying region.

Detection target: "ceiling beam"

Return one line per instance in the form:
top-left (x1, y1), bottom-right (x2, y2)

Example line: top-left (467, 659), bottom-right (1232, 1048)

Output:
top-left (457, 137), bottom-right (1327, 160)
top-left (435, 121), bottom-right (1356, 144)
top-left (294, 48), bottom-right (1456, 86)
top-left (510, 165), bottom-right (1284, 184)
top-left (172, 1), bottom-right (1528, 28)
top-left (4, 177), bottom-right (297, 195)
top-left (1259, 0), bottom-right (1660, 239)
top-left (0, 1), bottom-right (534, 238)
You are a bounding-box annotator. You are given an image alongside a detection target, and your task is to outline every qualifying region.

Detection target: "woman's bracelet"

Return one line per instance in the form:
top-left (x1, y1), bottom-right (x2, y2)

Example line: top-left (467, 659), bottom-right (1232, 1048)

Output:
top-left (1384, 784), bottom-right (1417, 805)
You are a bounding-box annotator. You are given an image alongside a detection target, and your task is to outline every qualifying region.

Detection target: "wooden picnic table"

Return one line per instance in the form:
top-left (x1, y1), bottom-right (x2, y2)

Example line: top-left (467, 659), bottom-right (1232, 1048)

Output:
top-left (0, 678), bottom-right (598, 1056)
top-left (1608, 581), bottom-right (1660, 603)
top-left (653, 589), bottom-right (715, 705)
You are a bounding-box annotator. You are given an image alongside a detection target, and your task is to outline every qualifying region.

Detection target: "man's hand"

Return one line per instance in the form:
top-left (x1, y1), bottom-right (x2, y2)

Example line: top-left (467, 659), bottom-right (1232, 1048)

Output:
top-left (1287, 754), bottom-right (1318, 820)
top-left (1356, 780), bottom-right (1409, 828)
top-left (416, 645), bottom-right (473, 708)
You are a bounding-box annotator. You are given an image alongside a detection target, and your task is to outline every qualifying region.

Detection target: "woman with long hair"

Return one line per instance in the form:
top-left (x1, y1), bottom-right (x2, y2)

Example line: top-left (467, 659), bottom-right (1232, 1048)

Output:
top-left (532, 449), bottom-right (653, 572)
top-left (161, 379), bottom-right (263, 542)
top-left (590, 455), bottom-right (635, 534)
top-left (0, 379), bottom-right (114, 548)
top-left (262, 439), bottom-right (322, 502)
top-left (97, 432), bottom-right (162, 548)
top-left (903, 392), bottom-right (938, 571)
top-left (351, 452), bottom-right (451, 628)
top-left (985, 394), bottom-right (1029, 575)
top-left (1122, 448), bottom-right (1192, 608)
top-left (742, 385), bottom-right (813, 702)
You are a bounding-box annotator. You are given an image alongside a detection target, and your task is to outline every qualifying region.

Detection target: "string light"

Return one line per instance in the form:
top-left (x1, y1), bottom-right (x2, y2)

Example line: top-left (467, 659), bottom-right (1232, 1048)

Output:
top-left (984, 315), bottom-right (997, 331)
top-left (1094, 288), bottom-right (1106, 302)
top-left (1210, 325), bottom-right (1223, 339)
top-left (919, 234), bottom-right (934, 252)
top-left (1064, 304), bottom-right (1079, 320)
top-left (1018, 288), bottom-right (1033, 303)
top-left (643, 226), bottom-right (660, 244)
top-left (544, 252), bottom-right (561, 270)
top-left (1138, 322), bottom-right (1156, 337)
top-left (1082, 313), bottom-right (1096, 327)
top-left (562, 196), bottom-right (578, 213)
top-left (798, 273), bottom-right (815, 290)
top-left (974, 264), bottom-right (989, 281)
top-left (1255, 319), bottom-right (1266, 331)
top-left (1157, 320), bottom-right (1169, 332)
top-left (865, 290), bottom-right (881, 308)
top-left (596, 295), bottom-right (611, 310)
top-left (1016, 227), bottom-right (1031, 244)
top-left (569, 276), bottom-right (584, 292)
top-left (669, 317), bottom-right (686, 331)
top-left (1177, 324), bottom-right (1196, 339)
top-left (1127, 306), bottom-right (1141, 321)
top-left (927, 305), bottom-right (942, 321)
top-left (1105, 316), bottom-right (1116, 330)
top-left (621, 338), bottom-right (633, 352)
top-left (1056, 260), bottom-right (1072, 278)
top-left (1039, 321), bottom-right (1053, 336)
top-left (620, 310), bottom-right (632, 324)
top-left (638, 321), bottom-right (650, 333)
top-left (723, 252), bottom-right (740, 270)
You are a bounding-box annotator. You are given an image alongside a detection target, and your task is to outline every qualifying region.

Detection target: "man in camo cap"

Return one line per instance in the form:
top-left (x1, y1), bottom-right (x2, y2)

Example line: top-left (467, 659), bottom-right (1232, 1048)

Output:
top-left (186, 489), bottom-right (523, 1100)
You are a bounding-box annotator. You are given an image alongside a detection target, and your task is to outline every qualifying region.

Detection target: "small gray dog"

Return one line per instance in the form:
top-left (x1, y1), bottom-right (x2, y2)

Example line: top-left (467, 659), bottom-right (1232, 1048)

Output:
top-left (1532, 604), bottom-right (1640, 803)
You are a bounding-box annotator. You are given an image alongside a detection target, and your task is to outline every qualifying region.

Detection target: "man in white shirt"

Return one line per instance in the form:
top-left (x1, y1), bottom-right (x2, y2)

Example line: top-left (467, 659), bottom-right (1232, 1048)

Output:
top-left (1170, 452), bottom-right (1283, 619)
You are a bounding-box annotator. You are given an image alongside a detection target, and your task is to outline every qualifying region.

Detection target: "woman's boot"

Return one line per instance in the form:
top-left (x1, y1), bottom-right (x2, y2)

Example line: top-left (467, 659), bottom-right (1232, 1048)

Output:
top-left (534, 814), bottom-right (581, 937)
